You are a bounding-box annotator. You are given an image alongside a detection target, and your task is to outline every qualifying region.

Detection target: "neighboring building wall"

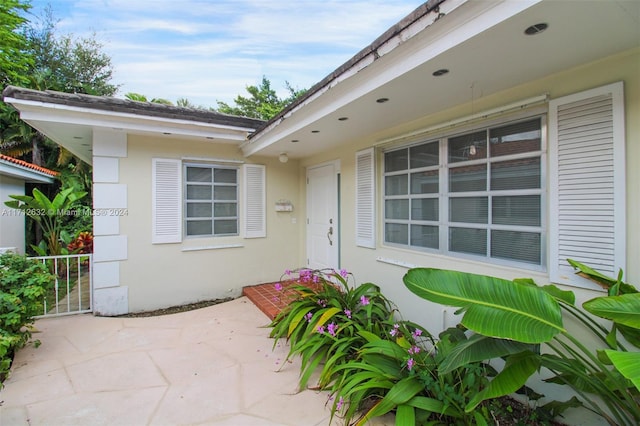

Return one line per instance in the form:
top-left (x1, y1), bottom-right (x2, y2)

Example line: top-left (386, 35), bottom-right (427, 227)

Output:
top-left (0, 175), bottom-right (25, 253)
top-left (299, 48), bottom-right (639, 334)
top-left (118, 135), bottom-right (301, 313)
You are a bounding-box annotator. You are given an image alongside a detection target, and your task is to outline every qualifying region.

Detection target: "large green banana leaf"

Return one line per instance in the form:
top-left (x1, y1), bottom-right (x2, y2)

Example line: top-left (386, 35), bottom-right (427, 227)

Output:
top-left (583, 293), bottom-right (640, 329)
top-left (438, 334), bottom-right (536, 374)
top-left (403, 268), bottom-right (565, 343)
top-left (605, 350), bottom-right (640, 391)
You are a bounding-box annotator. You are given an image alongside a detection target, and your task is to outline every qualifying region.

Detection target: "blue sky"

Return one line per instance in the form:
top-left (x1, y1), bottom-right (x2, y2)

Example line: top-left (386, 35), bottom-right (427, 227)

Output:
top-left (27, 0), bottom-right (421, 108)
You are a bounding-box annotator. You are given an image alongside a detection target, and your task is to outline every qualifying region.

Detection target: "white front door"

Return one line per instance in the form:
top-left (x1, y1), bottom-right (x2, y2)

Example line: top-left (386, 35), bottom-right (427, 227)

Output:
top-left (306, 161), bottom-right (339, 270)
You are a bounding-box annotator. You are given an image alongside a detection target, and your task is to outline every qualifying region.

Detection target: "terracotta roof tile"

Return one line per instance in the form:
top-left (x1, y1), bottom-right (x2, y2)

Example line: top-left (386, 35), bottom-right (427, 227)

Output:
top-left (0, 154), bottom-right (58, 177)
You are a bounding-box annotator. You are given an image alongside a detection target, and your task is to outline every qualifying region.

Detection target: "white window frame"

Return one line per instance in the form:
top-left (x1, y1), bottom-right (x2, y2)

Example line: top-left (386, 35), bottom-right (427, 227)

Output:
top-left (382, 114), bottom-right (547, 271)
top-left (183, 162), bottom-right (239, 238)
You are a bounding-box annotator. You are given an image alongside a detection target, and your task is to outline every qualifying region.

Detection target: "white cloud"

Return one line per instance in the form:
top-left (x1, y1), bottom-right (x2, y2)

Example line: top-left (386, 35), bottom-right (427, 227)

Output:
top-left (31, 0), bottom-right (420, 107)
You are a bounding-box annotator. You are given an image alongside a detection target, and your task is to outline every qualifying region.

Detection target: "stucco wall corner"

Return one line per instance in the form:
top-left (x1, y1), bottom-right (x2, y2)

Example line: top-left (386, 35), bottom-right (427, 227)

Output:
top-left (93, 286), bottom-right (129, 316)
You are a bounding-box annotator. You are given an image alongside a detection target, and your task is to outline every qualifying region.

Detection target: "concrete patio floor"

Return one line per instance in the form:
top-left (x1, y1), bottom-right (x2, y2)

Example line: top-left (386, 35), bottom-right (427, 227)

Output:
top-left (0, 297), bottom-right (392, 425)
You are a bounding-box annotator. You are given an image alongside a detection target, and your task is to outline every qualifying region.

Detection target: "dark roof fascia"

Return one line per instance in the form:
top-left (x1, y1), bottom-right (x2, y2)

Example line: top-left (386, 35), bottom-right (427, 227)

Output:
top-left (250, 0), bottom-right (447, 138)
top-left (2, 86), bottom-right (265, 130)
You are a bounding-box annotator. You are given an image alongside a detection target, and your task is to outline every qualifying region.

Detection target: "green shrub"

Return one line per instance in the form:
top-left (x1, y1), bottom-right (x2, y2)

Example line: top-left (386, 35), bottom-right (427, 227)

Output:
top-left (270, 268), bottom-right (542, 425)
top-left (0, 252), bottom-right (55, 386)
top-left (269, 268), bottom-right (397, 391)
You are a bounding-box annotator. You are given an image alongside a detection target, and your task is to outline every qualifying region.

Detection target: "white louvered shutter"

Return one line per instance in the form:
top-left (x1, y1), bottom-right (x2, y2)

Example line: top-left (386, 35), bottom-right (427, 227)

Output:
top-left (243, 164), bottom-right (266, 238)
top-left (152, 158), bottom-right (182, 244)
top-left (548, 82), bottom-right (625, 287)
top-left (356, 148), bottom-right (376, 248)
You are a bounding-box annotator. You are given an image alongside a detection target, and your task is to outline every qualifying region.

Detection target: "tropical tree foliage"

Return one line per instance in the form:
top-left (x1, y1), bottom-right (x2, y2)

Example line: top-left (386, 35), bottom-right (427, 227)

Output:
top-left (124, 92), bottom-right (172, 105)
top-left (1, 5), bottom-right (117, 167)
top-left (176, 97), bottom-right (200, 108)
top-left (5, 187), bottom-right (87, 255)
top-left (23, 6), bottom-right (117, 96)
top-left (124, 76), bottom-right (306, 119)
top-left (1, 3), bottom-right (114, 249)
top-left (215, 76), bottom-right (306, 120)
top-left (0, 0), bottom-right (31, 87)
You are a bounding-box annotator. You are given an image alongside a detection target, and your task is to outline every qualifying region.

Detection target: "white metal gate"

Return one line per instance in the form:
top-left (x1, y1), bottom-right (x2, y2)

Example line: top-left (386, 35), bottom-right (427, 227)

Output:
top-left (30, 254), bottom-right (93, 317)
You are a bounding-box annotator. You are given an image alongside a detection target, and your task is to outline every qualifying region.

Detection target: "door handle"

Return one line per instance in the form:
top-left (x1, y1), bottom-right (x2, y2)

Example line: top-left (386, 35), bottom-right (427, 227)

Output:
top-left (327, 226), bottom-right (333, 246)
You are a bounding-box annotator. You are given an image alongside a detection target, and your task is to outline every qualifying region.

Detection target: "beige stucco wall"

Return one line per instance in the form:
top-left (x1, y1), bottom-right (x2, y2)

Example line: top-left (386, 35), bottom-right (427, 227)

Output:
top-left (110, 48), bottom-right (637, 320)
top-left (119, 135), bottom-right (301, 312)
top-left (299, 48), bottom-right (640, 333)
top-left (0, 176), bottom-right (25, 253)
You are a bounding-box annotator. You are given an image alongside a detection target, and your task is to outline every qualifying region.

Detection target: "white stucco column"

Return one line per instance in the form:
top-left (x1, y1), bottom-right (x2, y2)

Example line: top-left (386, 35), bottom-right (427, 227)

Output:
top-left (92, 129), bottom-right (129, 315)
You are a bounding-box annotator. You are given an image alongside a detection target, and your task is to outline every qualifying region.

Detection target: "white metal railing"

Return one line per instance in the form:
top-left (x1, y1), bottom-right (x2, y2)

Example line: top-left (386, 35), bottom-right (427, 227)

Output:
top-left (30, 254), bottom-right (93, 317)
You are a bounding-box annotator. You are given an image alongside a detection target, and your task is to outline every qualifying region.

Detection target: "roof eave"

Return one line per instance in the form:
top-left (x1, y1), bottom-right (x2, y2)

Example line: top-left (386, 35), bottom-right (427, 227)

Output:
top-left (4, 96), bottom-right (259, 136)
top-left (2, 86), bottom-right (265, 130)
top-left (0, 161), bottom-right (56, 183)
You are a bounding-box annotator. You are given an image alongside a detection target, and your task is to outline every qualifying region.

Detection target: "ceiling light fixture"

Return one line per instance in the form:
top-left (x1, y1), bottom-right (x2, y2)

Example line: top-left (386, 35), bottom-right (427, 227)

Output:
top-left (291, 139), bottom-right (299, 143)
top-left (432, 68), bottom-right (449, 77)
top-left (279, 153), bottom-right (289, 163)
top-left (525, 23), bottom-right (548, 35)
top-left (338, 117), bottom-right (349, 121)
top-left (311, 130), bottom-right (320, 133)
top-left (376, 97), bottom-right (389, 103)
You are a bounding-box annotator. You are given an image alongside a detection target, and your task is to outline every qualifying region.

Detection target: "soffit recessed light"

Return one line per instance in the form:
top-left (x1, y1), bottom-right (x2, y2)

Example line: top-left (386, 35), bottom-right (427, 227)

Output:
top-left (73, 136), bottom-right (83, 140)
top-left (163, 132), bottom-right (172, 135)
top-left (291, 139), bottom-right (299, 143)
top-left (338, 117), bottom-right (349, 121)
top-left (376, 97), bottom-right (389, 103)
top-left (81, 143), bottom-right (90, 147)
top-left (311, 130), bottom-right (320, 133)
top-left (206, 137), bottom-right (214, 140)
top-left (525, 23), bottom-right (548, 35)
top-left (432, 68), bottom-right (449, 77)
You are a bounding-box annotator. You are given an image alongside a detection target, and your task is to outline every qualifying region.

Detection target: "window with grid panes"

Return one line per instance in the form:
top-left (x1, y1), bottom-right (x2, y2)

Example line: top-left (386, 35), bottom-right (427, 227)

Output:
top-left (184, 164), bottom-right (239, 237)
top-left (383, 117), bottom-right (543, 266)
